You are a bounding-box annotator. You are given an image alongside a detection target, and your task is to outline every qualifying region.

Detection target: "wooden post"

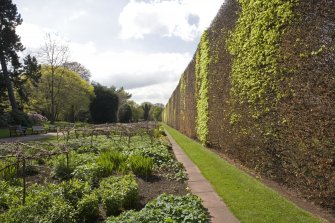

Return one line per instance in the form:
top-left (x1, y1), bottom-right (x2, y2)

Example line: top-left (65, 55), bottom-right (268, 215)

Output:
top-left (22, 157), bottom-right (26, 205)
top-left (66, 152), bottom-right (69, 169)
top-left (90, 134), bottom-right (93, 148)
top-left (16, 159), bottom-right (20, 177)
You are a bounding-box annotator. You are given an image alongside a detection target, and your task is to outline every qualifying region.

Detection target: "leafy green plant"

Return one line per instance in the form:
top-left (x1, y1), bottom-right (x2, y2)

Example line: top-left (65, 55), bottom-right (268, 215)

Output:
top-left (106, 194), bottom-right (209, 223)
top-left (0, 181), bottom-right (22, 213)
top-left (38, 198), bottom-right (76, 223)
top-left (55, 179), bottom-right (91, 206)
top-left (51, 155), bottom-right (75, 180)
top-left (72, 163), bottom-right (105, 187)
top-left (0, 185), bottom-right (55, 223)
top-left (0, 165), bottom-right (18, 185)
top-left (128, 155), bottom-right (154, 179)
top-left (97, 174), bottom-right (138, 216)
top-left (76, 193), bottom-right (100, 222)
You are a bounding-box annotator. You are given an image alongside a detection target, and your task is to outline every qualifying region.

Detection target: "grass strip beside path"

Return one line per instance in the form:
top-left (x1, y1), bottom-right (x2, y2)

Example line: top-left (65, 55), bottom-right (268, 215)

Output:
top-left (164, 124), bottom-right (325, 223)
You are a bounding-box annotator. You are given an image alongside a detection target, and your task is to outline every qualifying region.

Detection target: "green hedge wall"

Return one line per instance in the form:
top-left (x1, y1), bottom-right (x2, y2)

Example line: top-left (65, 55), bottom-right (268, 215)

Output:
top-left (163, 0), bottom-right (335, 211)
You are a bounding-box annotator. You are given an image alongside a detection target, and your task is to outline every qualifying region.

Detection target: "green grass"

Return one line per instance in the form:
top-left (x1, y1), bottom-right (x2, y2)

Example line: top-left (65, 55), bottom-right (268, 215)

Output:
top-left (163, 124), bottom-right (325, 223)
top-left (0, 129), bottom-right (9, 138)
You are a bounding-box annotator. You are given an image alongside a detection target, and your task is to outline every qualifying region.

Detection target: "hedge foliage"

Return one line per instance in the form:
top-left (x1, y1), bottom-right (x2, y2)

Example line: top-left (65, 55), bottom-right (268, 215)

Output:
top-left (163, 0), bottom-right (335, 210)
top-left (195, 31), bottom-right (210, 144)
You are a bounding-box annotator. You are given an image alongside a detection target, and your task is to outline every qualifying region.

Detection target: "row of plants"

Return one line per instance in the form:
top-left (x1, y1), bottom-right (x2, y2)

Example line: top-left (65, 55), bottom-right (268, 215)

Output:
top-left (0, 174), bottom-right (137, 222)
top-left (0, 125), bottom-right (205, 222)
top-left (56, 134), bottom-right (187, 182)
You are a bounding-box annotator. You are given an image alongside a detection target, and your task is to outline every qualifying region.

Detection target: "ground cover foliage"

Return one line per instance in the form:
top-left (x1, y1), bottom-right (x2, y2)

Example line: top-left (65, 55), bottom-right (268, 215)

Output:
top-left (0, 124), bottom-right (209, 222)
top-left (163, 0), bottom-right (335, 211)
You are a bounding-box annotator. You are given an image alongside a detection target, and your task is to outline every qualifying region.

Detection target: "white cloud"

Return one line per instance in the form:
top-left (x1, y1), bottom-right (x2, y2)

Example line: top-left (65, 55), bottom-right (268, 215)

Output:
top-left (15, 0), bottom-right (224, 104)
top-left (17, 22), bottom-right (191, 104)
top-left (119, 0), bottom-right (224, 41)
top-left (67, 10), bottom-right (87, 22)
top-left (17, 23), bottom-right (55, 49)
top-left (129, 82), bottom-right (179, 104)
top-left (71, 45), bottom-right (191, 90)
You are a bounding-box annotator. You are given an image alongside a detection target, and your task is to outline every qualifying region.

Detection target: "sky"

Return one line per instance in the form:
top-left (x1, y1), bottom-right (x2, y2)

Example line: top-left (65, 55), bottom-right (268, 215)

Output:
top-left (14, 0), bottom-right (224, 104)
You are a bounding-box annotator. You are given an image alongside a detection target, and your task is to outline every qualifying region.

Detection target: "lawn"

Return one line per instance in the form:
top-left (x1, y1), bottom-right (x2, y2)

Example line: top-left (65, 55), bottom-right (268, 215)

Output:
top-left (164, 124), bottom-right (325, 223)
top-left (0, 128), bottom-right (9, 138)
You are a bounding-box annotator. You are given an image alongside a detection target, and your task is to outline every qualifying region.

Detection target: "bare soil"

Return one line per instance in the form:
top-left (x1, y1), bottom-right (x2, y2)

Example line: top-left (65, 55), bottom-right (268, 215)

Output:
top-left (136, 175), bottom-right (188, 208)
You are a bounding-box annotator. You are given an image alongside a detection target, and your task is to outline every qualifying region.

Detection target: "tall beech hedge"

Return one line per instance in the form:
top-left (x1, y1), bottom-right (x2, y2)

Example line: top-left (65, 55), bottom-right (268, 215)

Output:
top-left (163, 0), bottom-right (335, 210)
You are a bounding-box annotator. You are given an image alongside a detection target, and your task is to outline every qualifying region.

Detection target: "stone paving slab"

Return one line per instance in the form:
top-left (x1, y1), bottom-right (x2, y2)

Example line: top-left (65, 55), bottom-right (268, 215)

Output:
top-left (166, 131), bottom-right (240, 223)
top-left (0, 133), bottom-right (57, 143)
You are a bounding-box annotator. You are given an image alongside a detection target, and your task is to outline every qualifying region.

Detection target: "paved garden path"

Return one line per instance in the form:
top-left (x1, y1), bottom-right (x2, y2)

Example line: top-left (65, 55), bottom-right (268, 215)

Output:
top-left (0, 133), bottom-right (57, 143)
top-left (166, 131), bottom-right (240, 223)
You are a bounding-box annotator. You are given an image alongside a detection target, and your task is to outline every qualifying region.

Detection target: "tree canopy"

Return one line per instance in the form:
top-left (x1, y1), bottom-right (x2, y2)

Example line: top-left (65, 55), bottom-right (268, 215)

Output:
top-left (0, 0), bottom-right (25, 111)
top-left (64, 61), bottom-right (91, 82)
top-left (90, 83), bottom-right (119, 123)
top-left (27, 66), bottom-right (94, 122)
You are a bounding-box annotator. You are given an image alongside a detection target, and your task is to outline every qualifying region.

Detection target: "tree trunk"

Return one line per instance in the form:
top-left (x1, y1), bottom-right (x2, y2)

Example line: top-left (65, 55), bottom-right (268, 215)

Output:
top-left (0, 52), bottom-right (19, 111)
top-left (50, 67), bottom-right (55, 124)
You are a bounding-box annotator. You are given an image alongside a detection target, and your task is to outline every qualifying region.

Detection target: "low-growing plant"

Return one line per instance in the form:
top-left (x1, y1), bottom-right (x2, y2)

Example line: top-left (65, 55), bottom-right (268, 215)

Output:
top-left (97, 151), bottom-right (127, 175)
top-left (97, 174), bottom-right (138, 216)
top-left (0, 165), bottom-right (19, 185)
top-left (76, 193), bottom-right (100, 222)
top-left (55, 179), bottom-right (91, 206)
top-left (128, 155), bottom-right (154, 179)
top-left (0, 185), bottom-right (55, 223)
top-left (0, 181), bottom-right (22, 213)
top-left (51, 155), bottom-right (75, 180)
top-left (106, 193), bottom-right (209, 223)
top-left (72, 163), bottom-right (105, 188)
top-left (39, 198), bottom-right (76, 223)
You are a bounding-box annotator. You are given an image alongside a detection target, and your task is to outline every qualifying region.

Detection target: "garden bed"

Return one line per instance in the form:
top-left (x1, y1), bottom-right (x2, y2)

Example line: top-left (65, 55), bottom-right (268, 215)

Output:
top-left (0, 123), bottom-right (209, 223)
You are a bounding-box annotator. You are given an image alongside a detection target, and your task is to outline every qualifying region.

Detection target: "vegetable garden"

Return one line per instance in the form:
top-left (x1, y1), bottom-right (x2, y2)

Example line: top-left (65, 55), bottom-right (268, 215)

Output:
top-left (0, 122), bottom-right (209, 223)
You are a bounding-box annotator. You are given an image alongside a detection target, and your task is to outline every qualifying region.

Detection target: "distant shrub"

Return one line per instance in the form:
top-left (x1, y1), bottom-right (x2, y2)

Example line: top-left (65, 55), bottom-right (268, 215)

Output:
top-left (28, 112), bottom-right (48, 125)
top-left (9, 110), bottom-right (31, 127)
top-left (0, 113), bottom-right (11, 127)
top-left (118, 103), bottom-right (132, 123)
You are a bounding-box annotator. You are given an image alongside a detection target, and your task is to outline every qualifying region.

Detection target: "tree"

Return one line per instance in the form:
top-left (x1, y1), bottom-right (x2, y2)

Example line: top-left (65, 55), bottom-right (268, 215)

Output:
top-left (63, 61), bottom-right (91, 82)
top-left (0, 0), bottom-right (24, 111)
top-left (13, 55), bottom-right (41, 108)
top-left (90, 83), bottom-right (119, 123)
top-left (128, 100), bottom-right (143, 122)
top-left (27, 66), bottom-right (94, 122)
top-left (39, 33), bottom-right (69, 123)
top-left (116, 87), bottom-right (132, 106)
top-left (141, 102), bottom-right (152, 121)
top-left (151, 105), bottom-right (163, 121)
top-left (118, 103), bottom-right (132, 123)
